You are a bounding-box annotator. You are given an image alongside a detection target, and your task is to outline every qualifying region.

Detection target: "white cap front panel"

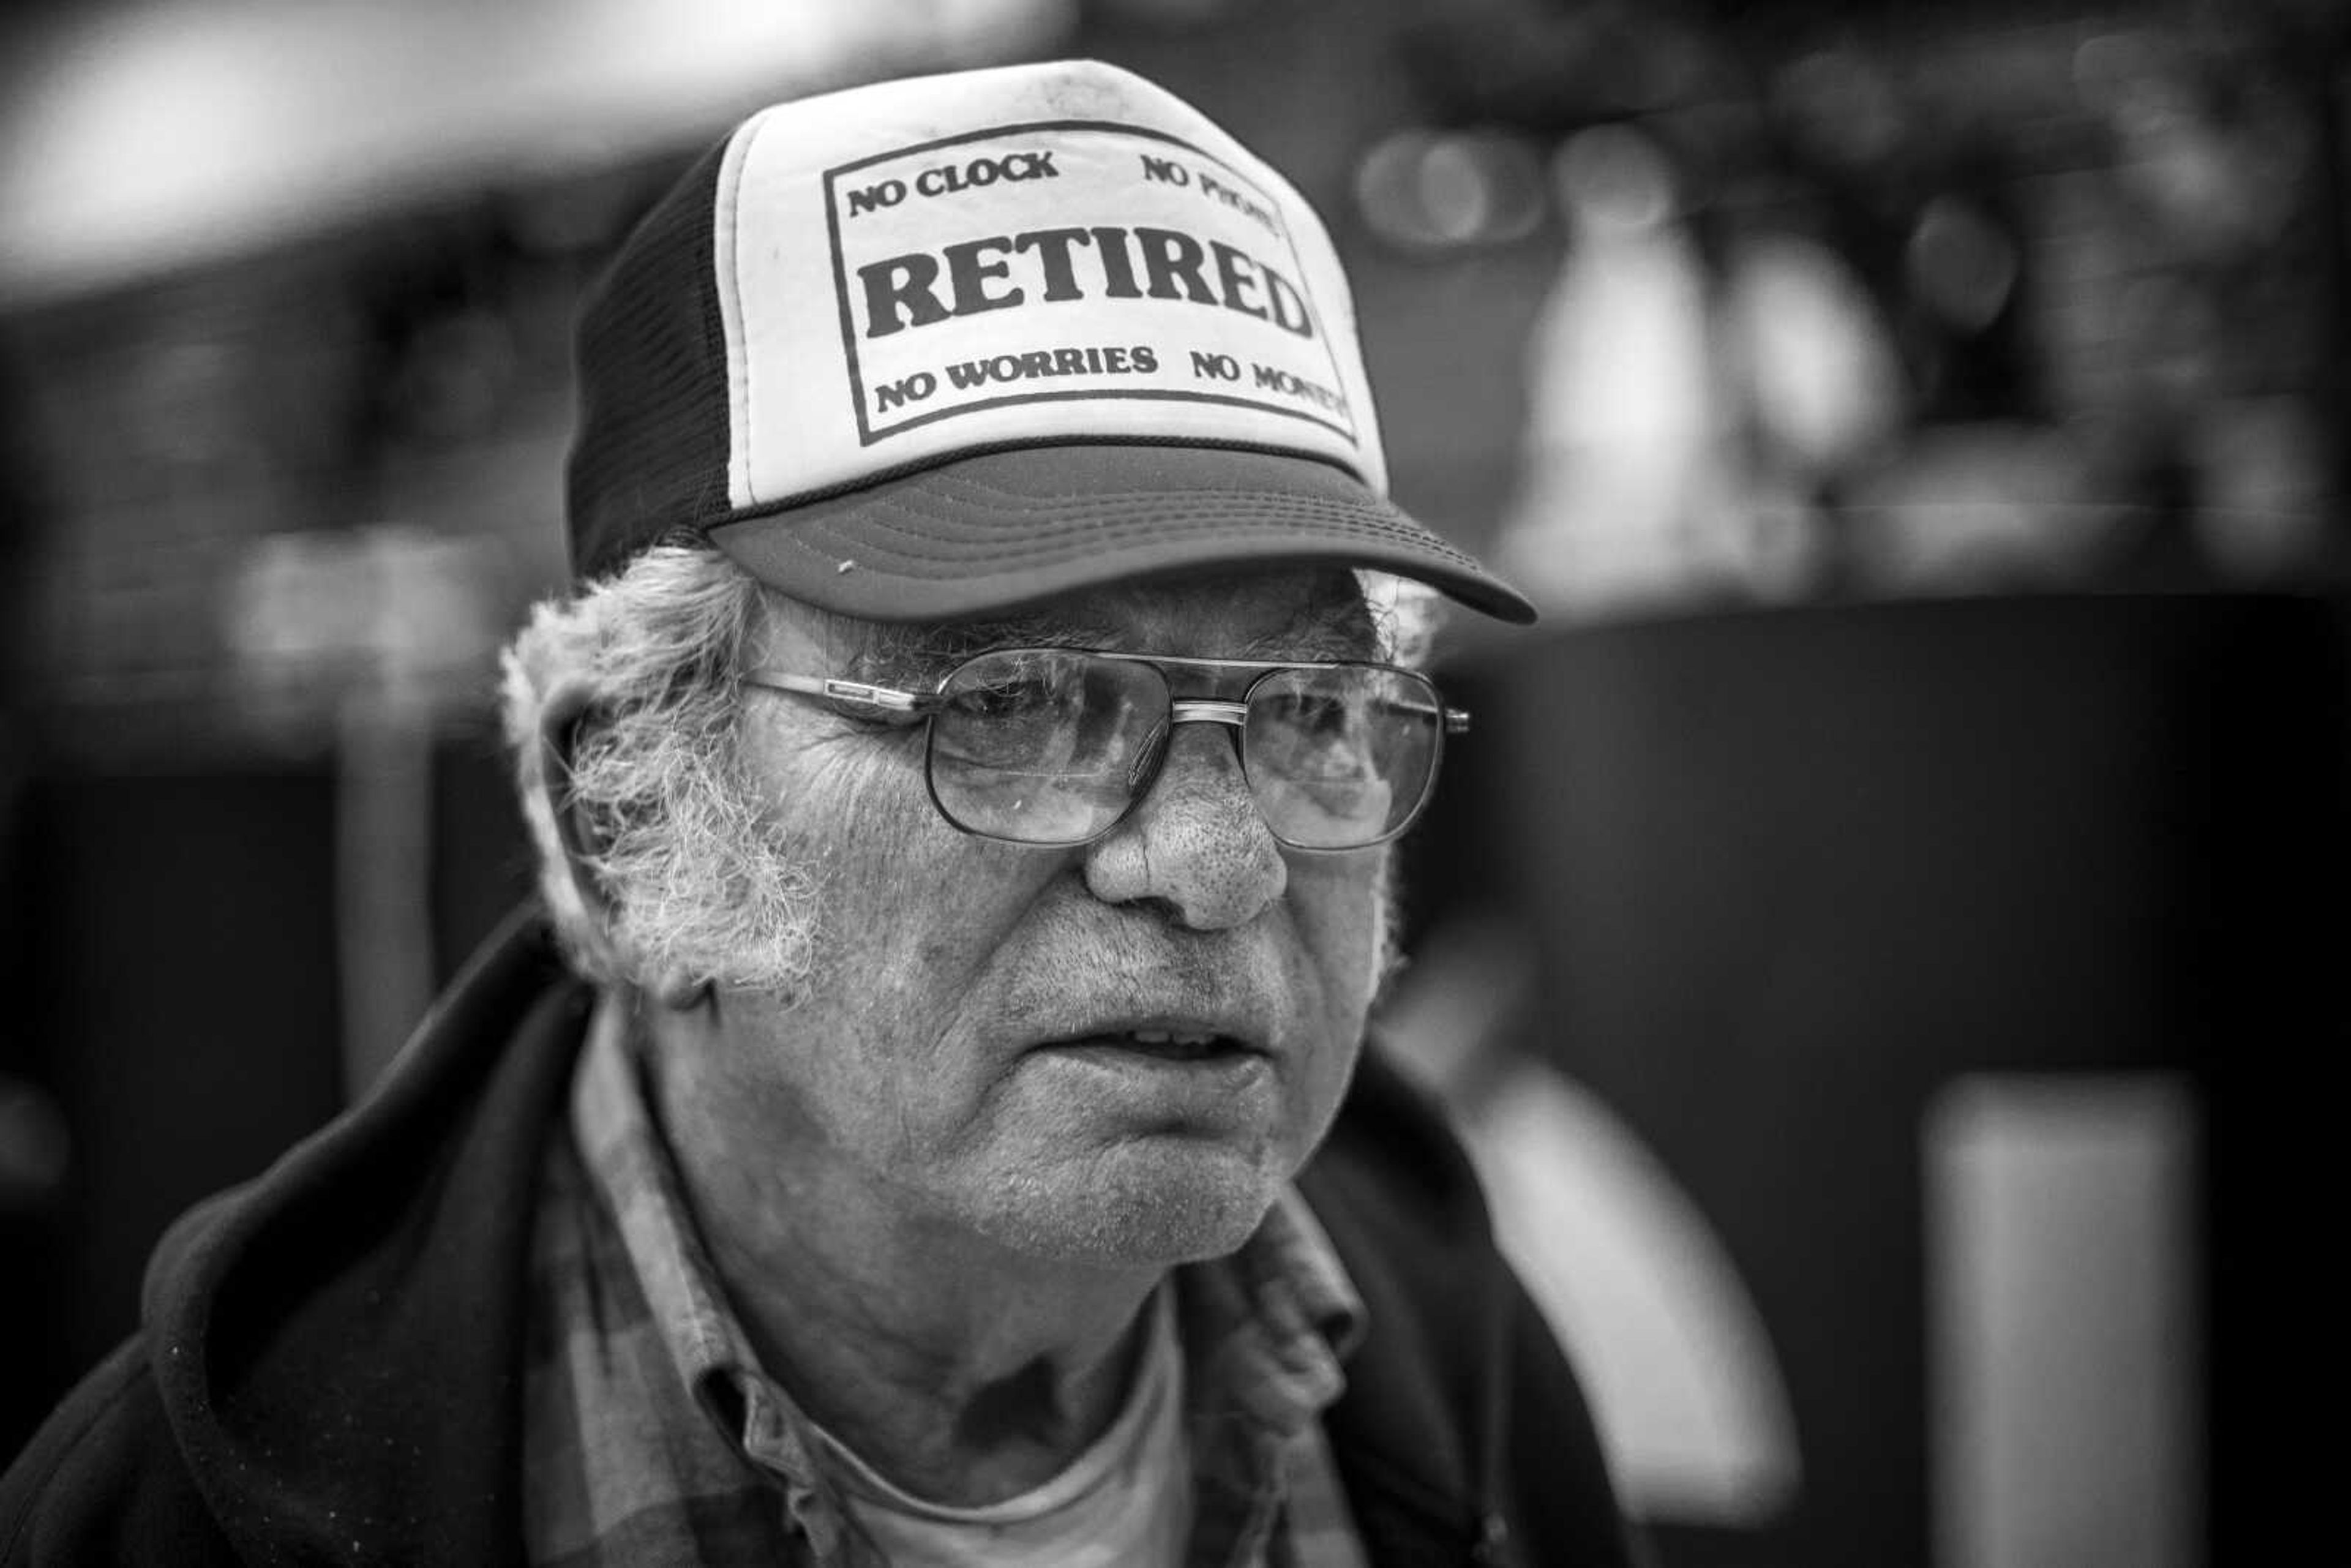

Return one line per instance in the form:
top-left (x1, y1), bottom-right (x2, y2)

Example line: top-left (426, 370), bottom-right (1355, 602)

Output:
top-left (713, 60), bottom-right (1387, 509)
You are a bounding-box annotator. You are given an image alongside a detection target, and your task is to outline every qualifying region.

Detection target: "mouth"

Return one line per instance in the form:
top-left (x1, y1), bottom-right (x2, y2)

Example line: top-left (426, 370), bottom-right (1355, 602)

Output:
top-left (1038, 1027), bottom-right (1265, 1065)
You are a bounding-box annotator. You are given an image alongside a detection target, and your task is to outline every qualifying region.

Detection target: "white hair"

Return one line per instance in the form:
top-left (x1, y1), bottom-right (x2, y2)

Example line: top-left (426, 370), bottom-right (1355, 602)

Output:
top-left (498, 544), bottom-right (820, 992)
top-left (1356, 569), bottom-right (1445, 671)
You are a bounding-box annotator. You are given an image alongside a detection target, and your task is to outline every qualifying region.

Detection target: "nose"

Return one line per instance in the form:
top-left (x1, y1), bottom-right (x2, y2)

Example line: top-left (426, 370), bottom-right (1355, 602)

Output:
top-left (1082, 721), bottom-right (1286, 930)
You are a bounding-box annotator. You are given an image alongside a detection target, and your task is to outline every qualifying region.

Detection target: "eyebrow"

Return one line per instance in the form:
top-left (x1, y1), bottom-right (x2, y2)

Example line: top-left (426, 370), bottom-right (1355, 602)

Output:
top-left (851, 610), bottom-right (1116, 683)
top-left (1243, 604), bottom-right (1378, 662)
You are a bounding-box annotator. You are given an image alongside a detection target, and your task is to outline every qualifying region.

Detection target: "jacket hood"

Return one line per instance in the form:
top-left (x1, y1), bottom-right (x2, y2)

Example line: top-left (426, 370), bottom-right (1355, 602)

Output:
top-left (140, 905), bottom-right (590, 1567)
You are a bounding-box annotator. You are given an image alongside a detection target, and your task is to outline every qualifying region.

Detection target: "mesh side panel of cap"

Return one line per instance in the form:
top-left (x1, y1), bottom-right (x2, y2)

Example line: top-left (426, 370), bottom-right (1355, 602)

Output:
top-left (565, 138), bottom-right (735, 582)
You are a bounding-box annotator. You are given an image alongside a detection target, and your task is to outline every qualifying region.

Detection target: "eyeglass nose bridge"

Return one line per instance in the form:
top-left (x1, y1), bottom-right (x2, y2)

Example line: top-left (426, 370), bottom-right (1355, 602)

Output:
top-left (1120, 696), bottom-right (1249, 800)
top-left (1168, 698), bottom-right (1250, 727)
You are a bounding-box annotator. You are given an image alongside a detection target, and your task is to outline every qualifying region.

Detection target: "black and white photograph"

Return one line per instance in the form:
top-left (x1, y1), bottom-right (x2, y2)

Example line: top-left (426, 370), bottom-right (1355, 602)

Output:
top-left (2, 2), bottom-right (2339, 1564)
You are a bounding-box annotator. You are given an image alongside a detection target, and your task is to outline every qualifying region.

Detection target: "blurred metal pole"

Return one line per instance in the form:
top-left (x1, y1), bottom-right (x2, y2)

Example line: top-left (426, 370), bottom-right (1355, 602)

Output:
top-left (334, 673), bottom-right (435, 1103)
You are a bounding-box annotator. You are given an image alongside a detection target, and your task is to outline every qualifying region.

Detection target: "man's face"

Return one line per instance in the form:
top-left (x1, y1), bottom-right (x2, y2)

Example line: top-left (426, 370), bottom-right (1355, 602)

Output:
top-left (666, 568), bottom-right (1392, 1269)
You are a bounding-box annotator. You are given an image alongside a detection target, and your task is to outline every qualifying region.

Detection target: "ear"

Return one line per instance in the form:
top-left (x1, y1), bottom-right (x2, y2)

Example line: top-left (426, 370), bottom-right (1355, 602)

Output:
top-left (534, 677), bottom-right (619, 935)
top-left (534, 681), bottom-right (714, 1010)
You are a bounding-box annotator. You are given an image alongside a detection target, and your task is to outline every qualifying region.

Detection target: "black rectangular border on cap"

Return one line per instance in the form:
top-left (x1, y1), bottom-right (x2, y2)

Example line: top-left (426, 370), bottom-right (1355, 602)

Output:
top-left (816, 119), bottom-right (1359, 451)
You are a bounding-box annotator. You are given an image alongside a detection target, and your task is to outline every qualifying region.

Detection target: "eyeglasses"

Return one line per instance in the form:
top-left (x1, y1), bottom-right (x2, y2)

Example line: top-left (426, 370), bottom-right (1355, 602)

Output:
top-left (741, 648), bottom-right (1469, 851)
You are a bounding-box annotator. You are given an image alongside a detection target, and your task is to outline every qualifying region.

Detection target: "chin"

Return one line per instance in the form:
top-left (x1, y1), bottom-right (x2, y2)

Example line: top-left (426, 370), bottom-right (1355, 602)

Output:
top-left (978, 1138), bottom-right (1288, 1268)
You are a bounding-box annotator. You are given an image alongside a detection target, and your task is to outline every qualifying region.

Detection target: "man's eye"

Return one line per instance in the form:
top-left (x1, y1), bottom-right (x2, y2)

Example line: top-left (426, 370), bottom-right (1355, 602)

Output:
top-left (1269, 690), bottom-right (1353, 736)
top-left (952, 679), bottom-right (1053, 720)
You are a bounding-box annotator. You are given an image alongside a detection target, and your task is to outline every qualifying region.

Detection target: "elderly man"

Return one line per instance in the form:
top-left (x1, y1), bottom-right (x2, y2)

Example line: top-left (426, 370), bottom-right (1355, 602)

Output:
top-left (2, 59), bottom-right (1635, 1567)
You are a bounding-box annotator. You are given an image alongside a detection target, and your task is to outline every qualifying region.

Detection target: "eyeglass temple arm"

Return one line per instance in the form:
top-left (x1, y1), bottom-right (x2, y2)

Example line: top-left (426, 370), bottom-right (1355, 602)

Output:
top-left (1405, 699), bottom-right (1473, 735)
top-left (740, 673), bottom-right (932, 714)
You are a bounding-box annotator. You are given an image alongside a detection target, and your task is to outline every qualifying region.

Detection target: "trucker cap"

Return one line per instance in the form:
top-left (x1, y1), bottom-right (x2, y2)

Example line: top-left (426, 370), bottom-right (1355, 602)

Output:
top-left (565, 58), bottom-right (1537, 625)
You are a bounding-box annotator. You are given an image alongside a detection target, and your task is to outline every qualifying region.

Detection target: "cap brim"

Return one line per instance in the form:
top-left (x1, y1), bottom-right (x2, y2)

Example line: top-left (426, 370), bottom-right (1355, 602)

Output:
top-left (704, 445), bottom-right (1537, 625)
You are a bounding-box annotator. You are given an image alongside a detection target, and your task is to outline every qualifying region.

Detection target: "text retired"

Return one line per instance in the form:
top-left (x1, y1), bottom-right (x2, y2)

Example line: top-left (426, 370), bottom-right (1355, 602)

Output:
top-left (855, 225), bottom-right (1316, 342)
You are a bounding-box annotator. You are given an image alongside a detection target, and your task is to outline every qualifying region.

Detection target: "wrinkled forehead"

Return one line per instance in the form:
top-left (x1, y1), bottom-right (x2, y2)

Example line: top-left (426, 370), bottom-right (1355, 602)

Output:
top-left (755, 566), bottom-right (1381, 681)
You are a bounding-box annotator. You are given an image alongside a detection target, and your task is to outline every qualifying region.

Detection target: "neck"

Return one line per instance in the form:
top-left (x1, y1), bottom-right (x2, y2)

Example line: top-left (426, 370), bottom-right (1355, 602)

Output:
top-left (642, 1002), bottom-right (1165, 1506)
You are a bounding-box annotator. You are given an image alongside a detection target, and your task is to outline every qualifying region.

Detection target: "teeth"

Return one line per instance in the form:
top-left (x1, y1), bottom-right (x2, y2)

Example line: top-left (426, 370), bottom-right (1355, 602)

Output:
top-left (1129, 1029), bottom-right (1218, 1047)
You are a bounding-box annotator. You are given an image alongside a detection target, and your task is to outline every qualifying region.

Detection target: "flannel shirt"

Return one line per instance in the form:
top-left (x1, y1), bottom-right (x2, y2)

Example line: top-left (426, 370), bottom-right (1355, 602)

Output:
top-left (522, 990), bottom-right (1373, 1567)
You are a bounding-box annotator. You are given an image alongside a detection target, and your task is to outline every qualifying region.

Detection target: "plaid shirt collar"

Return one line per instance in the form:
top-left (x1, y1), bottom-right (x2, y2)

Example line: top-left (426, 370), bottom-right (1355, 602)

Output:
top-left (537, 986), bottom-right (1367, 1566)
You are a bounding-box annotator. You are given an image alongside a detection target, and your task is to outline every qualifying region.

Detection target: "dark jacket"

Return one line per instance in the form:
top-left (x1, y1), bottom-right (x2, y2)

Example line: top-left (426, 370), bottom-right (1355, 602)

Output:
top-left (1, 906), bottom-right (1638, 1566)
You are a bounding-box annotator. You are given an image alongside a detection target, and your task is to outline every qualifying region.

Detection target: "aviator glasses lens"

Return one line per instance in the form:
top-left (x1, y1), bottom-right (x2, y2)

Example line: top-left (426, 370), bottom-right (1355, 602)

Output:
top-left (928, 649), bottom-right (1164, 846)
top-left (1242, 665), bottom-right (1438, 849)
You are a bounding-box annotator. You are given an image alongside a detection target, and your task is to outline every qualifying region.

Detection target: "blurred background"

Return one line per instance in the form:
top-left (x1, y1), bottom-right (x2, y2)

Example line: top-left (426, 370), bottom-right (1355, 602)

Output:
top-left (2, 1), bottom-right (2342, 1564)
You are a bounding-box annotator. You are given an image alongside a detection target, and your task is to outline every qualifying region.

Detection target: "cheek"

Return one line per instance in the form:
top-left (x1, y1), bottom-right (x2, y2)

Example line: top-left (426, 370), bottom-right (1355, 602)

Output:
top-left (784, 779), bottom-right (1062, 1035)
top-left (769, 733), bottom-right (948, 915)
top-left (1284, 850), bottom-right (1389, 1022)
